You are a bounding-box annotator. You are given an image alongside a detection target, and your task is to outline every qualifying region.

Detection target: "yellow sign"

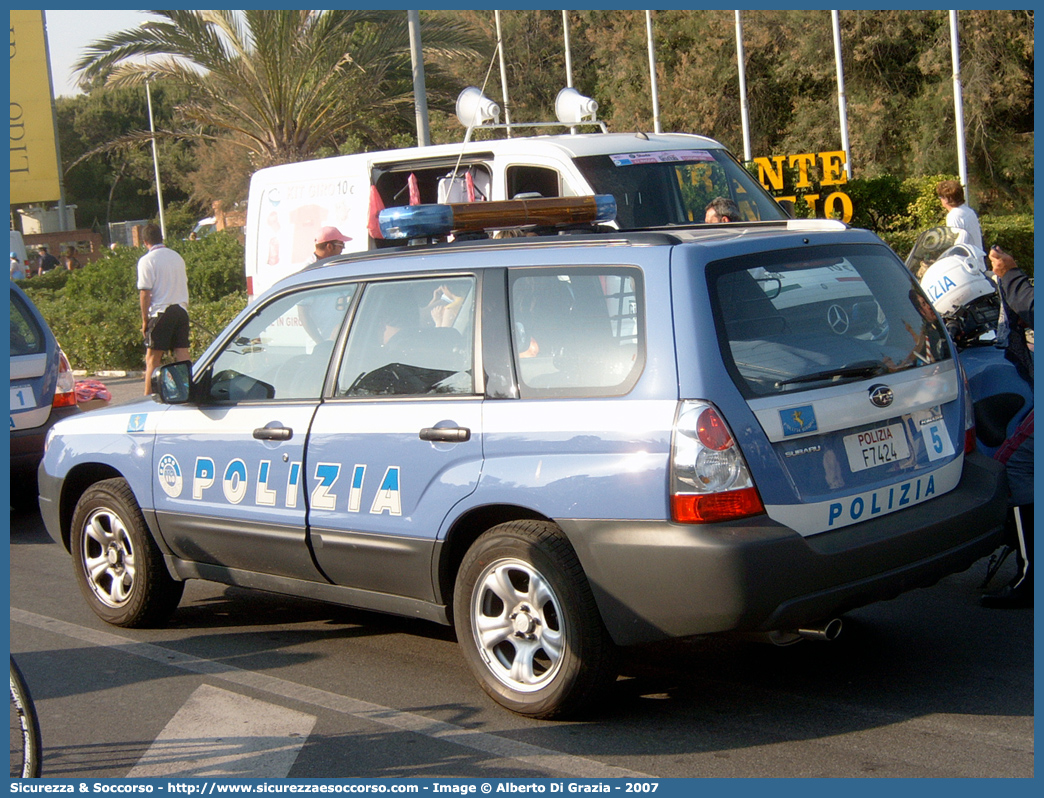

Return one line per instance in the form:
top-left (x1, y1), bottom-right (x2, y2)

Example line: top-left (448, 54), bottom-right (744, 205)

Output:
top-left (753, 150), bottom-right (853, 223)
top-left (10, 10), bottom-right (61, 205)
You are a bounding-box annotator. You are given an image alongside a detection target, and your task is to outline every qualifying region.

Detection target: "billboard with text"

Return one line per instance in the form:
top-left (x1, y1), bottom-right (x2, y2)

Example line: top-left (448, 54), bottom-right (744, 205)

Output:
top-left (10, 10), bottom-right (61, 205)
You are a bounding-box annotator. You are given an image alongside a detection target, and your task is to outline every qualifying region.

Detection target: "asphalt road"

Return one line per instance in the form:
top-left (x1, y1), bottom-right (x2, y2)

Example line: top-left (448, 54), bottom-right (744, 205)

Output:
top-left (10, 382), bottom-right (1034, 778)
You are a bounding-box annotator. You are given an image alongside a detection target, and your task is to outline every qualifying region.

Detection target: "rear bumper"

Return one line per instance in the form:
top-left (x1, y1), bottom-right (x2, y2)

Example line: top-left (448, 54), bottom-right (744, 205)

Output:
top-left (561, 451), bottom-right (1008, 646)
top-left (10, 404), bottom-right (81, 477)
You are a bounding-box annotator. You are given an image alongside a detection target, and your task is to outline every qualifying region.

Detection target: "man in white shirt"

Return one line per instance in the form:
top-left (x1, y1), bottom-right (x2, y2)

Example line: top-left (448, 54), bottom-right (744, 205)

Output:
top-left (936, 179), bottom-right (985, 256)
top-left (137, 224), bottom-right (190, 394)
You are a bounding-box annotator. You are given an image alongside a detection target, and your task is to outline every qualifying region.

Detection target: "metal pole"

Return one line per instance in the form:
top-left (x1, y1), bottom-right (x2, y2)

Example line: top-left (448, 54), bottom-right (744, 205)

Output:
top-left (949, 10), bottom-right (970, 202)
top-left (645, 11), bottom-right (661, 134)
top-left (563, 11), bottom-right (576, 134)
top-left (144, 61), bottom-right (166, 240)
top-left (831, 11), bottom-right (852, 179)
top-left (735, 11), bottom-right (752, 162)
top-left (563, 10), bottom-right (573, 87)
top-left (408, 10), bottom-right (431, 147)
top-left (41, 11), bottom-right (68, 231)
top-left (495, 11), bottom-right (512, 137)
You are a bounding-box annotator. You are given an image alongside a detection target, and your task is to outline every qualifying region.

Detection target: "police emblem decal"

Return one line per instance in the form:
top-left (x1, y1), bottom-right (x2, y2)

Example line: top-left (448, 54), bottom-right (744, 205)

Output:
top-left (780, 405), bottom-right (818, 436)
top-left (157, 454), bottom-right (184, 498)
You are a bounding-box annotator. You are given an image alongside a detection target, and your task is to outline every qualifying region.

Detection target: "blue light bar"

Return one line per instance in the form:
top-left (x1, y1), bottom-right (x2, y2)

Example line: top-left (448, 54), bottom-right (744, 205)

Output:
top-left (378, 204), bottom-right (454, 240)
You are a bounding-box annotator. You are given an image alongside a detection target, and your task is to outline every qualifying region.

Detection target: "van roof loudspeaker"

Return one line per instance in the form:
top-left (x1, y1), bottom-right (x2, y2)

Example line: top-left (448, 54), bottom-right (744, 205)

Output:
top-left (555, 87), bottom-right (599, 126)
top-left (456, 87), bottom-right (500, 128)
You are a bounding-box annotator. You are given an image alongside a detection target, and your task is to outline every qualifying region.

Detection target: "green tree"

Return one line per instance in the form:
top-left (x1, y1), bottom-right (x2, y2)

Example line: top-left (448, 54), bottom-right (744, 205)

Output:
top-left (56, 82), bottom-right (197, 230)
top-left (73, 10), bottom-right (487, 169)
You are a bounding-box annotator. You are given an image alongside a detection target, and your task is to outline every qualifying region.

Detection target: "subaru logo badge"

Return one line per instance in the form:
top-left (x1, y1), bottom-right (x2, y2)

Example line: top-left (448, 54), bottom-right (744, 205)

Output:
top-left (868, 384), bottom-right (894, 408)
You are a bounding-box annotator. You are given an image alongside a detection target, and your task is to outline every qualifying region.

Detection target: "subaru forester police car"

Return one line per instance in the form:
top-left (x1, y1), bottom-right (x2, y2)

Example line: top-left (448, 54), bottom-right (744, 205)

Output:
top-left (39, 192), bottom-right (1007, 719)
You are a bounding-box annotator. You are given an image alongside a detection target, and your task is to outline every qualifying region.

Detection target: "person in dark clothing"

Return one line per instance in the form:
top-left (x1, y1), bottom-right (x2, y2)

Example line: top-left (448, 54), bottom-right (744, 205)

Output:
top-left (981, 246), bottom-right (1033, 609)
top-left (35, 245), bottom-right (59, 276)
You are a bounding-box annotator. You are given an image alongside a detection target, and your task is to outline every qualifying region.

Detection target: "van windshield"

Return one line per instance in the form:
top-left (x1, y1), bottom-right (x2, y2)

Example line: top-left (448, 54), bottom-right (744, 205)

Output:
top-left (573, 148), bottom-right (788, 229)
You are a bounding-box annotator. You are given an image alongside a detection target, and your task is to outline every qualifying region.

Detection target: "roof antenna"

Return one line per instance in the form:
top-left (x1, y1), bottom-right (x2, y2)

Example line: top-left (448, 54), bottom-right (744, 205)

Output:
top-left (635, 132), bottom-right (650, 140)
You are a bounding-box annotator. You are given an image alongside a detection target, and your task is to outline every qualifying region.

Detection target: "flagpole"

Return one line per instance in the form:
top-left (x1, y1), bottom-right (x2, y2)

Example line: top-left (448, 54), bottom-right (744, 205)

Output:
top-left (495, 11), bottom-right (512, 137)
top-left (646, 11), bottom-right (662, 134)
top-left (949, 11), bottom-right (970, 202)
top-left (563, 11), bottom-right (575, 135)
top-left (408, 9), bottom-right (431, 147)
top-left (831, 11), bottom-right (852, 179)
top-left (144, 56), bottom-right (166, 240)
top-left (735, 11), bottom-right (752, 163)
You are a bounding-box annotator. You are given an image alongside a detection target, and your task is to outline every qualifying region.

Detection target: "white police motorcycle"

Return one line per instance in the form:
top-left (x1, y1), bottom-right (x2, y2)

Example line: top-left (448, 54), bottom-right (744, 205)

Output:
top-left (907, 227), bottom-right (1033, 595)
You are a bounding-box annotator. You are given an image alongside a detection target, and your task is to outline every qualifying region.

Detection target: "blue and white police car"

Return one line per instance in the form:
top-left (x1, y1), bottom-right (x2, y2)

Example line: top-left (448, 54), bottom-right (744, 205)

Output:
top-left (39, 192), bottom-right (1007, 718)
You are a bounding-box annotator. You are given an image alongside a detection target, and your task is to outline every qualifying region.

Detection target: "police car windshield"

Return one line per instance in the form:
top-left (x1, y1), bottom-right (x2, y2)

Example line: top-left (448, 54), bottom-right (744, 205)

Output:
top-left (573, 149), bottom-right (788, 229)
top-left (710, 244), bottom-right (952, 398)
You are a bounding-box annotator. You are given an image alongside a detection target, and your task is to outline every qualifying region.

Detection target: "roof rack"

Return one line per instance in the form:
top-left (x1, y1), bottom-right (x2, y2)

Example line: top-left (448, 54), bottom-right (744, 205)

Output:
top-left (378, 195), bottom-right (617, 241)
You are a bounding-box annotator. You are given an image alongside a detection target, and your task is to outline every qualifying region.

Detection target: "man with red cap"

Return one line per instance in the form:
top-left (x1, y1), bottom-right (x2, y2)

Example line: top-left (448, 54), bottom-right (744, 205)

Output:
top-left (311, 225), bottom-right (352, 262)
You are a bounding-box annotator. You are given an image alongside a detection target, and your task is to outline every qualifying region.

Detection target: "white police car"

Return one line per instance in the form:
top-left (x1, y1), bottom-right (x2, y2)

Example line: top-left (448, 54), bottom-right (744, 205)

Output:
top-left (39, 195), bottom-right (1007, 718)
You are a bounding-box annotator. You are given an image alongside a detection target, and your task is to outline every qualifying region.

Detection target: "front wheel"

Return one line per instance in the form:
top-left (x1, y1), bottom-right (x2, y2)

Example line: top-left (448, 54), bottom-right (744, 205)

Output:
top-left (70, 478), bottom-right (184, 628)
top-left (453, 520), bottom-right (617, 718)
top-left (10, 657), bottom-right (41, 778)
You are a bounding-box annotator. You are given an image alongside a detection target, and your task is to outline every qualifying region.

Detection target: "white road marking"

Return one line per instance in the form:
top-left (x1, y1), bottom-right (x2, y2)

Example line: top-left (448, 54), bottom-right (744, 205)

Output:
top-left (126, 684), bottom-right (316, 778)
top-left (12, 608), bottom-right (650, 778)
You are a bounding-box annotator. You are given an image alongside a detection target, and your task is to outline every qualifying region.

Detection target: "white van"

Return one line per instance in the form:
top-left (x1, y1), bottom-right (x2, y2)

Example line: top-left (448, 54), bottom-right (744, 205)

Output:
top-left (10, 230), bottom-right (30, 275)
top-left (244, 132), bottom-right (788, 298)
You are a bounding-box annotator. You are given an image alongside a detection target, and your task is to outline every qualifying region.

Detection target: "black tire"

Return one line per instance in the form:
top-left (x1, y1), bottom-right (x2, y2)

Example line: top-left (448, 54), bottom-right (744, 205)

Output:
top-left (10, 472), bottom-right (39, 513)
top-left (10, 657), bottom-right (41, 778)
top-left (70, 478), bottom-right (184, 628)
top-left (453, 520), bottom-right (617, 719)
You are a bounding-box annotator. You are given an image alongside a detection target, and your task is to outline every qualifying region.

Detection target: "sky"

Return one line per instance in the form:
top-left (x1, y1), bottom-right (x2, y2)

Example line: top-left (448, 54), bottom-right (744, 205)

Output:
top-left (44, 9), bottom-right (153, 97)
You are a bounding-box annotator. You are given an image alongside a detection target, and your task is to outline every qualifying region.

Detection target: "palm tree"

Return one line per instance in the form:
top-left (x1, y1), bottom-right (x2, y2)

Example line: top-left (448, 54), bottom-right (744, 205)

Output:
top-left (73, 10), bottom-right (488, 167)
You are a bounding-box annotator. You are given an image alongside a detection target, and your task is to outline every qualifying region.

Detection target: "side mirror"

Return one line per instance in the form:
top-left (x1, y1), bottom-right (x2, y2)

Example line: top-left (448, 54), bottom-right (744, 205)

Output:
top-left (153, 361), bottom-right (192, 404)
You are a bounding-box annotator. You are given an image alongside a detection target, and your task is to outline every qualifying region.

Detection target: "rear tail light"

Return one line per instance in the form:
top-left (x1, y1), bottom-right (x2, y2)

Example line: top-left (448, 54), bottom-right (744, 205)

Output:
top-left (959, 359), bottom-right (976, 454)
top-left (670, 401), bottom-right (765, 523)
top-left (52, 348), bottom-right (78, 408)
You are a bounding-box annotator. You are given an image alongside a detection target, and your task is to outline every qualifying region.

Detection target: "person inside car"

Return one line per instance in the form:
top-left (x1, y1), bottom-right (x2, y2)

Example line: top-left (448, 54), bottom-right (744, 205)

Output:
top-left (704, 197), bottom-right (741, 224)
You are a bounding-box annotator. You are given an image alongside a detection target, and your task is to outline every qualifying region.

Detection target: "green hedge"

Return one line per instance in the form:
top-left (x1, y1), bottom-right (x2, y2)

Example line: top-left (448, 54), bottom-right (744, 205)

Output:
top-left (846, 173), bottom-right (1033, 278)
top-left (981, 214), bottom-right (1034, 278)
top-left (18, 232), bottom-right (248, 373)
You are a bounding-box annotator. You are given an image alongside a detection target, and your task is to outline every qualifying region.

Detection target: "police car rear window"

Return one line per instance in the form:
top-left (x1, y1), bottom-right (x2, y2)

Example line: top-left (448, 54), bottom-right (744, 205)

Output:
top-left (709, 244), bottom-right (950, 398)
top-left (10, 292), bottom-right (45, 357)
top-left (509, 266), bottom-right (644, 398)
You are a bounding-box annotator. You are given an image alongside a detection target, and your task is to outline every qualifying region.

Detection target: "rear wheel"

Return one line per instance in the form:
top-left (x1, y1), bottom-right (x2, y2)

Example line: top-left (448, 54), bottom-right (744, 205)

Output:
top-left (70, 478), bottom-right (184, 628)
top-left (453, 520), bottom-right (617, 718)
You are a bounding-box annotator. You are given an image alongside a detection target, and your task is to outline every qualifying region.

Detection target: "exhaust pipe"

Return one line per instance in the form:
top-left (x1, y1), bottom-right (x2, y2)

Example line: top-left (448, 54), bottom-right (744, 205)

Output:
top-left (730, 618), bottom-right (844, 646)
top-left (796, 618), bottom-right (843, 642)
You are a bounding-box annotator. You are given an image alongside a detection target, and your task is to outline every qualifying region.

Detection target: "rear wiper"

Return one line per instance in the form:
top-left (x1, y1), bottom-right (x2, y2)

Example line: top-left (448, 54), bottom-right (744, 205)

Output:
top-left (775, 360), bottom-right (887, 388)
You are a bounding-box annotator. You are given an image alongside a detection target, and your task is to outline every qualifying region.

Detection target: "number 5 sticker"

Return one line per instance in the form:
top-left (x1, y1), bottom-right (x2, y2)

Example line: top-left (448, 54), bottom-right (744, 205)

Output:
top-left (920, 420), bottom-right (955, 461)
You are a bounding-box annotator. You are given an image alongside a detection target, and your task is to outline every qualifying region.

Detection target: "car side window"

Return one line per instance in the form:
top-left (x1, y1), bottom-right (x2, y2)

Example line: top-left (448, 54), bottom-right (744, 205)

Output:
top-left (509, 267), bottom-right (644, 398)
top-left (337, 276), bottom-right (477, 397)
top-left (205, 283), bottom-right (356, 402)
